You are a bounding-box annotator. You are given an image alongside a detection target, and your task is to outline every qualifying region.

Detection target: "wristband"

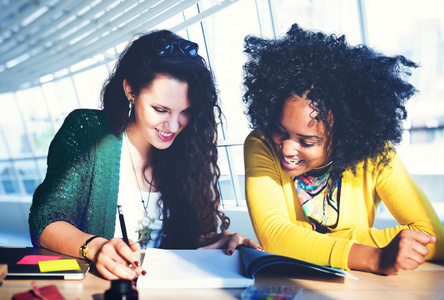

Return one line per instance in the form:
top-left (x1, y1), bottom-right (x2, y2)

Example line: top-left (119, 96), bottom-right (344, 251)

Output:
top-left (79, 235), bottom-right (100, 261)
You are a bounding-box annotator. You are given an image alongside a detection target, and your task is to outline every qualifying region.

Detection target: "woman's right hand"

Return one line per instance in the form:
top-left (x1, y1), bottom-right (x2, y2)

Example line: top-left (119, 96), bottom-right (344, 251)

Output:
top-left (39, 222), bottom-right (146, 280)
top-left (377, 229), bottom-right (436, 275)
top-left (89, 237), bottom-right (146, 280)
top-left (348, 229), bottom-right (436, 275)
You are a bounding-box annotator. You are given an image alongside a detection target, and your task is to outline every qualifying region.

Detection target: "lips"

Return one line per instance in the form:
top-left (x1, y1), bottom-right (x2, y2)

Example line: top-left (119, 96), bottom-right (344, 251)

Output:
top-left (282, 155), bottom-right (303, 168)
top-left (155, 128), bottom-right (175, 141)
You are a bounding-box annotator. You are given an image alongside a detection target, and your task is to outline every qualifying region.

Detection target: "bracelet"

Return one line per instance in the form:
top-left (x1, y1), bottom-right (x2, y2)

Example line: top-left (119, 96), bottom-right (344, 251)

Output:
top-left (79, 235), bottom-right (100, 261)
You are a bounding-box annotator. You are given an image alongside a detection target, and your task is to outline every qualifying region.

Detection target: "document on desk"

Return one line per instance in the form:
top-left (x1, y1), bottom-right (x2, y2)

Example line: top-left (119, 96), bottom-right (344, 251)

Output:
top-left (137, 247), bottom-right (355, 289)
top-left (137, 248), bottom-right (253, 289)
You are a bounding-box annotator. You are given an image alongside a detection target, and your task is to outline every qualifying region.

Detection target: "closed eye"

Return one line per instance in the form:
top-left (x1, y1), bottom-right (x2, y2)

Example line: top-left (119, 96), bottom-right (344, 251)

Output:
top-left (300, 140), bottom-right (317, 147)
top-left (153, 107), bottom-right (168, 113)
top-left (274, 122), bottom-right (289, 138)
top-left (274, 128), bottom-right (288, 139)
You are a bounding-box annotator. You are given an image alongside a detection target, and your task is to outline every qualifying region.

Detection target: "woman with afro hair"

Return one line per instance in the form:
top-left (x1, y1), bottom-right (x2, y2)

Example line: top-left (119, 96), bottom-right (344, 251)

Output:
top-left (242, 23), bottom-right (444, 275)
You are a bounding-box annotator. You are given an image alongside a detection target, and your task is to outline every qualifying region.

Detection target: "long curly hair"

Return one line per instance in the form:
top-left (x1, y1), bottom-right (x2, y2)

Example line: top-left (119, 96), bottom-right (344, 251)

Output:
top-left (101, 29), bottom-right (229, 248)
top-left (242, 23), bottom-right (418, 178)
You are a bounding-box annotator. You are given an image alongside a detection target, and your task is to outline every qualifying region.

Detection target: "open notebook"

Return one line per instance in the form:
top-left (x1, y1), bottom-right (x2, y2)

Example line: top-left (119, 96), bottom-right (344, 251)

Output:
top-left (137, 247), bottom-right (355, 289)
top-left (0, 247), bottom-right (90, 280)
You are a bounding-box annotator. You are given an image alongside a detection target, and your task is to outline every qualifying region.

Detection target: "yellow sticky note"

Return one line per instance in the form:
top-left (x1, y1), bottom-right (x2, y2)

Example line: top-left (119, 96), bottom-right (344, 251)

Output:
top-left (38, 259), bottom-right (81, 272)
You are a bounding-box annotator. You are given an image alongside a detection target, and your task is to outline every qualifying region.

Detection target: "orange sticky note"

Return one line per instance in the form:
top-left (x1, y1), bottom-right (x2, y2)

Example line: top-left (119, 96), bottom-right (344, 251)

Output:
top-left (17, 255), bottom-right (62, 265)
top-left (38, 259), bottom-right (81, 272)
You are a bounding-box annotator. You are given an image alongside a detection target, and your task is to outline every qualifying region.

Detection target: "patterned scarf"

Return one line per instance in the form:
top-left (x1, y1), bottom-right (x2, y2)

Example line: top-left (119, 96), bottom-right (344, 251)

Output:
top-left (293, 167), bottom-right (340, 232)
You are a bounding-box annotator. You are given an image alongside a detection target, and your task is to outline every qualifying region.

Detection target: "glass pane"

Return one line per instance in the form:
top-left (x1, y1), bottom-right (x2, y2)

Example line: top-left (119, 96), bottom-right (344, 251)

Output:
top-left (0, 131), bottom-right (8, 159)
top-left (15, 87), bottom-right (53, 156)
top-left (0, 93), bottom-right (12, 159)
top-left (42, 77), bottom-right (80, 132)
top-left (14, 160), bottom-right (40, 195)
top-left (0, 162), bottom-right (20, 195)
top-left (231, 145), bottom-right (246, 204)
top-left (0, 92), bottom-right (32, 158)
top-left (36, 158), bottom-right (48, 184)
top-left (72, 65), bottom-right (109, 109)
top-left (217, 146), bottom-right (236, 207)
top-left (201, 0), bottom-right (263, 143)
top-left (217, 144), bottom-right (245, 207)
top-left (272, 0), bottom-right (361, 43)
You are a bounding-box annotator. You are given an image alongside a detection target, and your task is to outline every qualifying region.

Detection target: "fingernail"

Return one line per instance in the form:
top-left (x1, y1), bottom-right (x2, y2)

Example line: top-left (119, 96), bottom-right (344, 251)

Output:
top-left (142, 270), bottom-right (147, 276)
top-left (228, 250), bottom-right (233, 255)
top-left (134, 261), bottom-right (140, 267)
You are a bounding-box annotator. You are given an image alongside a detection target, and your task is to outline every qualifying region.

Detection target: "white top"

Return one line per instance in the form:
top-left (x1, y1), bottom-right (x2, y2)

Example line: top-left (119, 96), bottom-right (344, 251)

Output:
top-left (114, 142), bottom-right (164, 249)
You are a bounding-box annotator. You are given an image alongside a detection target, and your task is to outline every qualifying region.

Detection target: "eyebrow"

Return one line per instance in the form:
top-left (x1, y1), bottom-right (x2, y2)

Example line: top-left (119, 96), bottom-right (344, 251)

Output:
top-left (276, 121), bottom-right (324, 140)
top-left (153, 104), bottom-right (191, 111)
top-left (153, 104), bottom-right (170, 110)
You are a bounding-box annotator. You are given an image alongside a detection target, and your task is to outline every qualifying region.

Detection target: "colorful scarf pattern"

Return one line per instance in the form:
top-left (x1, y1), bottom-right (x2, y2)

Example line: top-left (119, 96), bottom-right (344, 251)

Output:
top-left (293, 167), bottom-right (340, 232)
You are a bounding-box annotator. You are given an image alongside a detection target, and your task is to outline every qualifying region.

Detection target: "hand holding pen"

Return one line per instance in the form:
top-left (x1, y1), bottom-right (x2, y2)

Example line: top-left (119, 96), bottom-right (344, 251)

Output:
top-left (89, 206), bottom-right (146, 280)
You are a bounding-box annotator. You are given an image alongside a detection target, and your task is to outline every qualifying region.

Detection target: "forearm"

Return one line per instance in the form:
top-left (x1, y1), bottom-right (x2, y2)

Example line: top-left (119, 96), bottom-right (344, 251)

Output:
top-left (40, 221), bottom-right (108, 262)
top-left (348, 243), bottom-right (381, 273)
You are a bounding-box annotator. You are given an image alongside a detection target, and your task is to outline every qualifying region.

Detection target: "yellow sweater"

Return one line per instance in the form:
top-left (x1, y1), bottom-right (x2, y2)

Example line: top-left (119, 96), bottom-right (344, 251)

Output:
top-left (244, 130), bottom-right (444, 270)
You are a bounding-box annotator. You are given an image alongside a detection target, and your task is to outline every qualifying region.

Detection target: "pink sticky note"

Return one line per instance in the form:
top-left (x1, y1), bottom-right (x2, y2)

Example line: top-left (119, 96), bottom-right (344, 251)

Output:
top-left (17, 255), bottom-right (62, 265)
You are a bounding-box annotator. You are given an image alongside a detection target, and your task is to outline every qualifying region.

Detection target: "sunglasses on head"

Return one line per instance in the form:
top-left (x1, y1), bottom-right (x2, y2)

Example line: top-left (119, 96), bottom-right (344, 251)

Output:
top-left (151, 35), bottom-right (199, 57)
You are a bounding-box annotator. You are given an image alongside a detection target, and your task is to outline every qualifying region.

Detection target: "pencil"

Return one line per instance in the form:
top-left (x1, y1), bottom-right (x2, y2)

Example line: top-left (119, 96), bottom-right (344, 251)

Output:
top-left (117, 205), bottom-right (130, 246)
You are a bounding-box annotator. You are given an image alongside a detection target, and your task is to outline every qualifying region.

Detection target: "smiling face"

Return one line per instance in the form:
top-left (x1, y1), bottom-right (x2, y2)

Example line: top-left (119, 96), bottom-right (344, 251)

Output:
top-left (271, 94), bottom-right (332, 177)
top-left (124, 75), bottom-right (190, 153)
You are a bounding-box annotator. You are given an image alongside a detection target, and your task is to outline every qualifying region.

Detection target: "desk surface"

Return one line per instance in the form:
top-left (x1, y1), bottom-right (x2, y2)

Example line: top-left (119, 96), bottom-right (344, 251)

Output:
top-left (1, 262), bottom-right (444, 300)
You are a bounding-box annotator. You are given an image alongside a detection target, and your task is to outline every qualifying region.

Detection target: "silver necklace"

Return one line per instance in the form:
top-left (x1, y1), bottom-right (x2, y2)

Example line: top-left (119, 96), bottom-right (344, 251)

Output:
top-left (124, 132), bottom-right (153, 210)
top-left (124, 132), bottom-right (155, 247)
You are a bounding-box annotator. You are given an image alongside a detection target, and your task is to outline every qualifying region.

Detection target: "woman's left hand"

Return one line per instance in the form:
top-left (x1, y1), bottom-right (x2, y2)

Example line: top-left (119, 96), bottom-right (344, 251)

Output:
top-left (199, 231), bottom-right (263, 255)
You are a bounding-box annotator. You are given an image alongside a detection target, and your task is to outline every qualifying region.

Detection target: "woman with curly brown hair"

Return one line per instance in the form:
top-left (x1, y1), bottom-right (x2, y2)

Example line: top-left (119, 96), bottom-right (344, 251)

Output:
top-left (29, 29), bottom-right (259, 281)
top-left (242, 23), bottom-right (444, 275)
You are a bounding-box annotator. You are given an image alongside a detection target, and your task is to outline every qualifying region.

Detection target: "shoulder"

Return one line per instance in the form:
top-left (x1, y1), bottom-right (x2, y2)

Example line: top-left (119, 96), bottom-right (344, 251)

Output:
top-left (244, 130), bottom-right (280, 170)
top-left (343, 142), bottom-right (401, 181)
top-left (64, 109), bottom-right (108, 128)
top-left (50, 109), bottom-right (114, 152)
top-left (245, 130), bottom-right (273, 149)
top-left (59, 109), bottom-right (111, 137)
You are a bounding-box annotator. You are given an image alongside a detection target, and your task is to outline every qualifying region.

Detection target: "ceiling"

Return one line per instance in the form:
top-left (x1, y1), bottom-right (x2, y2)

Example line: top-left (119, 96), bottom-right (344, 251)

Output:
top-left (0, 0), bottom-right (234, 94)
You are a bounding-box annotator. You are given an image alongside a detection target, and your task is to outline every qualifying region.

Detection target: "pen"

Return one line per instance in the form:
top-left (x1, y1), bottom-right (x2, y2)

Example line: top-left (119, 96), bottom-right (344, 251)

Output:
top-left (117, 205), bottom-right (130, 246)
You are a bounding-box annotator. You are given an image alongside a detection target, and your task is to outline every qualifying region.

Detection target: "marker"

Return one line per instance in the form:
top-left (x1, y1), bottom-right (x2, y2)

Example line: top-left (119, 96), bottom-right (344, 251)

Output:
top-left (117, 205), bottom-right (130, 246)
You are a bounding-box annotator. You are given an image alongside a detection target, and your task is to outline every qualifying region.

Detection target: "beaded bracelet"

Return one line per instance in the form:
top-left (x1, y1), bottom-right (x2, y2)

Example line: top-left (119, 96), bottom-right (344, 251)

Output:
top-left (79, 235), bottom-right (100, 261)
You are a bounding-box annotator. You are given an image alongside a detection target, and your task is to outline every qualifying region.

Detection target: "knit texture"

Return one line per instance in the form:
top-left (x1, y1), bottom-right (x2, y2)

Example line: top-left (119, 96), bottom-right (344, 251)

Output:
top-left (29, 109), bottom-right (123, 247)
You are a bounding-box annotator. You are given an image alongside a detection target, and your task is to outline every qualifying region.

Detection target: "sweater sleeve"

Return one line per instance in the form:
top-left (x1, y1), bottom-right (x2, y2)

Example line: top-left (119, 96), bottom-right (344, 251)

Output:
top-left (28, 110), bottom-right (99, 247)
top-left (306, 149), bottom-right (444, 262)
top-left (244, 131), bottom-right (355, 269)
top-left (370, 151), bottom-right (444, 260)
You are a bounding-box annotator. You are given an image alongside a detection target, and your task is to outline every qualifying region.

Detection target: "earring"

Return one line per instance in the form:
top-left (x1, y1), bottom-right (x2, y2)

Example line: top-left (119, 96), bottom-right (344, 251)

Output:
top-left (128, 100), bottom-right (133, 118)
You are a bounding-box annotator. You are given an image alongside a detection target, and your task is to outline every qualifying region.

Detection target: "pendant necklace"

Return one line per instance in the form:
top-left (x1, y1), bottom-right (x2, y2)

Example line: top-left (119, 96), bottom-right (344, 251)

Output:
top-left (124, 132), bottom-right (155, 248)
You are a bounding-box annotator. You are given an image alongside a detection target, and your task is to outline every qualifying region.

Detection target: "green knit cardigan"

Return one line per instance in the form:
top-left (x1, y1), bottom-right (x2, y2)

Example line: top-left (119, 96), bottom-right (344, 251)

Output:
top-left (29, 109), bottom-right (123, 247)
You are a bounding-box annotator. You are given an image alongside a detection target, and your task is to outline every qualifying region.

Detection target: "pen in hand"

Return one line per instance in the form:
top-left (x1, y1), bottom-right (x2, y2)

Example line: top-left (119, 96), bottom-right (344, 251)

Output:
top-left (117, 205), bottom-right (130, 246)
top-left (117, 205), bottom-right (146, 277)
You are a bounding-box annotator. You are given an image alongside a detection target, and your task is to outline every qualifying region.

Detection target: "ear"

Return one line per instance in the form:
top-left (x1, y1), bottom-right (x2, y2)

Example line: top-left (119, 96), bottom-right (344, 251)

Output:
top-left (123, 79), bottom-right (133, 100)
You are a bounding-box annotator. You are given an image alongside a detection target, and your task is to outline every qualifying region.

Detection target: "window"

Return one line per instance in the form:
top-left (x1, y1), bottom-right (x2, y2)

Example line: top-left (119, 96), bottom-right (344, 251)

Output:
top-left (0, 0), bottom-right (443, 221)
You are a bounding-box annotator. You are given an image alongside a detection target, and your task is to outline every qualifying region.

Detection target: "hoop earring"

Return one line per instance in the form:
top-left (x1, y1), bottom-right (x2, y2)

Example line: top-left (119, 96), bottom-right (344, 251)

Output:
top-left (313, 161), bottom-right (333, 170)
top-left (128, 100), bottom-right (133, 118)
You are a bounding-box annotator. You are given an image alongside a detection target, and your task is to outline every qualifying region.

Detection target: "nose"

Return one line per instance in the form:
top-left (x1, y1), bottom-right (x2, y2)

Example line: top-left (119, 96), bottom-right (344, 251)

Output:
top-left (281, 139), bottom-right (299, 157)
top-left (163, 114), bottom-right (181, 133)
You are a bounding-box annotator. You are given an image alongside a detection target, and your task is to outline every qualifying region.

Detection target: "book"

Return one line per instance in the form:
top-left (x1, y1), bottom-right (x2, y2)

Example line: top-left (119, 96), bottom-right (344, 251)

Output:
top-left (136, 247), bottom-right (355, 289)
